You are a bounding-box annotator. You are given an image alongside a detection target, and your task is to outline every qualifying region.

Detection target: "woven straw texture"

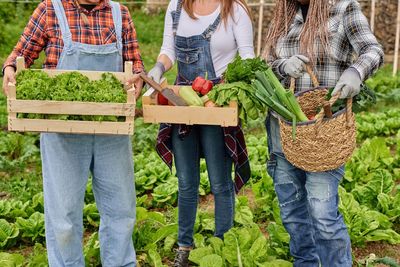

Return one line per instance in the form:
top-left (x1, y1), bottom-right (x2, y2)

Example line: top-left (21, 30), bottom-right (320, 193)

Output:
top-left (279, 89), bottom-right (356, 172)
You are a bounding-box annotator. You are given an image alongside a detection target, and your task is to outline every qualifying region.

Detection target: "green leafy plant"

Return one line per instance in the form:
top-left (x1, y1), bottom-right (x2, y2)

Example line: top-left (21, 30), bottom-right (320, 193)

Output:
top-left (83, 203), bottom-right (100, 228)
top-left (84, 232), bottom-right (101, 267)
top-left (26, 243), bottom-right (48, 267)
top-left (223, 56), bottom-right (268, 84)
top-left (16, 70), bottom-right (127, 121)
top-left (152, 178), bottom-right (178, 205)
top-left (339, 187), bottom-right (400, 246)
top-left (0, 199), bottom-right (30, 220)
top-left (208, 81), bottom-right (264, 122)
top-left (0, 219), bottom-right (19, 248)
top-left (0, 132), bottom-right (39, 172)
top-left (365, 65), bottom-right (400, 96)
top-left (0, 252), bottom-right (24, 267)
top-left (234, 196), bottom-right (254, 226)
top-left (15, 212), bottom-right (45, 243)
top-left (356, 109), bottom-right (400, 141)
top-left (189, 224), bottom-right (292, 267)
top-left (133, 208), bottom-right (177, 266)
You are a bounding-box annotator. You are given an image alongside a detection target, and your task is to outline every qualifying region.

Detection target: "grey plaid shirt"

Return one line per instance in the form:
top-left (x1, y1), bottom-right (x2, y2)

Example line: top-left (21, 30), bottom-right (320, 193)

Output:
top-left (267, 0), bottom-right (384, 92)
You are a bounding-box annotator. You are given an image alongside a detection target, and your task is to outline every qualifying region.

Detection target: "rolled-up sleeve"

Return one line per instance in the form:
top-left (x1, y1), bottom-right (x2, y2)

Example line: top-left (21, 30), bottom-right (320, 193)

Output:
top-left (122, 6), bottom-right (144, 73)
top-left (3, 1), bottom-right (48, 71)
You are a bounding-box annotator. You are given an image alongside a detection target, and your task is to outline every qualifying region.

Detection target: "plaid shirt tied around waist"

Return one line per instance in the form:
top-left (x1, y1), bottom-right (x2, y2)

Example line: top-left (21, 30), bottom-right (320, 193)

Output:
top-left (156, 122), bottom-right (251, 193)
top-left (3, 0), bottom-right (143, 73)
top-left (268, 0), bottom-right (384, 91)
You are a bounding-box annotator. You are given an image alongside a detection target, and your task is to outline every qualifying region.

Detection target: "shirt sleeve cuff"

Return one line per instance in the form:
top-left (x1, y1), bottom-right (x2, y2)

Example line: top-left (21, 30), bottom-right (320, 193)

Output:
top-left (2, 63), bottom-right (16, 76)
top-left (273, 59), bottom-right (287, 80)
top-left (133, 62), bottom-right (145, 74)
top-left (348, 64), bottom-right (366, 82)
top-left (159, 50), bottom-right (175, 66)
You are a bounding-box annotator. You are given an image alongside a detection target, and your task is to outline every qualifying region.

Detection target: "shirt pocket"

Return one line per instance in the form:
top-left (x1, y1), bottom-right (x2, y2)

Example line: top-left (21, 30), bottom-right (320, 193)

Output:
top-left (327, 16), bottom-right (341, 35)
top-left (100, 26), bottom-right (118, 44)
top-left (327, 16), bottom-right (349, 62)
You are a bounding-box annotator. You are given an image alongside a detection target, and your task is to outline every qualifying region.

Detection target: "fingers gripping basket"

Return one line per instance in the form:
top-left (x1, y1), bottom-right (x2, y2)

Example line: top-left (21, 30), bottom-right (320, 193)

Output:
top-left (277, 68), bottom-right (356, 172)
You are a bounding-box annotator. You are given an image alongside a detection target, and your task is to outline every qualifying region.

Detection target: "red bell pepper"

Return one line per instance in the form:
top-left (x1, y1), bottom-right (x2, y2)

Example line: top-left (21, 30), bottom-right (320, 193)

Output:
top-left (200, 80), bottom-right (213, 96)
top-left (157, 93), bottom-right (169, 105)
top-left (192, 76), bottom-right (205, 93)
top-left (192, 72), bottom-right (213, 96)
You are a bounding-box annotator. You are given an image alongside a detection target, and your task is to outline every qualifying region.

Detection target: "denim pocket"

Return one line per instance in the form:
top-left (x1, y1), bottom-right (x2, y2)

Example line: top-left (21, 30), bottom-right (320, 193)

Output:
top-left (175, 47), bottom-right (200, 64)
top-left (327, 166), bottom-right (345, 182)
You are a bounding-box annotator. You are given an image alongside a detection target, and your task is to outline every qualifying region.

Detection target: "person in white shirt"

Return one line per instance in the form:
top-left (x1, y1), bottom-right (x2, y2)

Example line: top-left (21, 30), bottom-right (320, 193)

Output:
top-left (147, 1), bottom-right (254, 266)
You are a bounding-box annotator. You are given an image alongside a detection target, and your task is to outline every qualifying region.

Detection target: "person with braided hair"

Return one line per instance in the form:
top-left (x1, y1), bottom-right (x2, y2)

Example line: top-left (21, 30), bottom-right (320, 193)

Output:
top-left (262, 0), bottom-right (383, 266)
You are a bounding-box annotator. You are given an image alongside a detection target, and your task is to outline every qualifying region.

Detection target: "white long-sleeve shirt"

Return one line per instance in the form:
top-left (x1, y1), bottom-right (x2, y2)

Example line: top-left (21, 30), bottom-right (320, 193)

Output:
top-left (159, 0), bottom-right (255, 77)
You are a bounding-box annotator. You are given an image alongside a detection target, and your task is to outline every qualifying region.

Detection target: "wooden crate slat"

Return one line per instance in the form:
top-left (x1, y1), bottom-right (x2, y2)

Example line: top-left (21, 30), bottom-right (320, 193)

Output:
top-left (8, 99), bottom-right (135, 116)
top-left (142, 89), bottom-right (157, 105)
top-left (143, 104), bottom-right (238, 127)
top-left (9, 118), bottom-right (133, 135)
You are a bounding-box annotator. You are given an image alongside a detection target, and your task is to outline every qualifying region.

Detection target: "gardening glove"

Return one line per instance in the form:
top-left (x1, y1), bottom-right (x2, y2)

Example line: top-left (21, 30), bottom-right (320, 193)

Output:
top-left (147, 62), bottom-right (165, 84)
top-left (332, 68), bottom-right (362, 99)
top-left (281, 55), bottom-right (310, 78)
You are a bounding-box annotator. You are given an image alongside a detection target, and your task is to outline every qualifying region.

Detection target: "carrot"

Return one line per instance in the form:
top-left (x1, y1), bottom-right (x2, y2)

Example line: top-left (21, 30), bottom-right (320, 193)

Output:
top-left (204, 100), bottom-right (217, 107)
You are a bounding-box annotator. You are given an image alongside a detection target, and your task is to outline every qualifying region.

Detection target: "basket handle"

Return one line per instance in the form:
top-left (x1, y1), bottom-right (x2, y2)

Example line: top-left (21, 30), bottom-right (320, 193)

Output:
top-left (304, 65), bottom-right (354, 126)
top-left (314, 94), bottom-right (353, 131)
top-left (305, 65), bottom-right (320, 88)
top-left (289, 64), bottom-right (320, 93)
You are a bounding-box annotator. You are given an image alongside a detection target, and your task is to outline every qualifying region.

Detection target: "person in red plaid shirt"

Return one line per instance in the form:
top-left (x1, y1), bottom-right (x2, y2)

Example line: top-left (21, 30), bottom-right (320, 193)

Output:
top-left (2, 0), bottom-right (143, 266)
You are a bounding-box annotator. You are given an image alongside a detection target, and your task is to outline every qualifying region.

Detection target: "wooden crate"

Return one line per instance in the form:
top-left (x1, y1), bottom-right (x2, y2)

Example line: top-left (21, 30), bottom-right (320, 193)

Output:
top-left (142, 85), bottom-right (238, 127)
top-left (7, 57), bottom-right (136, 135)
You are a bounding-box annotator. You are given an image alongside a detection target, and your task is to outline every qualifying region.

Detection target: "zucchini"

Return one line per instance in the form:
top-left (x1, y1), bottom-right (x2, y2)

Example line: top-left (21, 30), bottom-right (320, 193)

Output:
top-left (179, 86), bottom-right (203, 106)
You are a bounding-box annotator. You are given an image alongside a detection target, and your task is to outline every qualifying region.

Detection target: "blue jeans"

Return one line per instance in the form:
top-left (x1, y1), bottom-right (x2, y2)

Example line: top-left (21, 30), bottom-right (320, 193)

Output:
top-left (172, 125), bottom-right (234, 247)
top-left (41, 133), bottom-right (136, 266)
top-left (266, 115), bottom-right (352, 267)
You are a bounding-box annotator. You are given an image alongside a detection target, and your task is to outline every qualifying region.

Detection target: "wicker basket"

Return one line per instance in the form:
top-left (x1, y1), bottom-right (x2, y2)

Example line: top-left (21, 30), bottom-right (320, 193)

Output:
top-left (277, 68), bottom-right (356, 172)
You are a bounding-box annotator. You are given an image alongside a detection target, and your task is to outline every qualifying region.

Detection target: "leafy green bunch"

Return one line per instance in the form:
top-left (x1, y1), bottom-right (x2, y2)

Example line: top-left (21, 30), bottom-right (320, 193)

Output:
top-left (16, 70), bottom-right (127, 121)
top-left (223, 56), bottom-right (268, 84)
top-left (208, 82), bottom-right (264, 123)
top-left (326, 84), bottom-right (377, 114)
top-left (207, 56), bottom-right (269, 123)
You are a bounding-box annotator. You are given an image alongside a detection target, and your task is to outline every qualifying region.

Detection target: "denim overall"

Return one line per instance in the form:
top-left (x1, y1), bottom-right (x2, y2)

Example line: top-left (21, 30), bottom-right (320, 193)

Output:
top-left (266, 113), bottom-right (351, 266)
top-left (40, 0), bottom-right (136, 266)
top-left (171, 0), bottom-right (235, 248)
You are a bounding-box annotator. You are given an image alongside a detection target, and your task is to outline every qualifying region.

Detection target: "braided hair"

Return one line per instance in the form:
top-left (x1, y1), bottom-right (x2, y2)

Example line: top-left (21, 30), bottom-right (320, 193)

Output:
top-left (262, 0), bottom-right (332, 63)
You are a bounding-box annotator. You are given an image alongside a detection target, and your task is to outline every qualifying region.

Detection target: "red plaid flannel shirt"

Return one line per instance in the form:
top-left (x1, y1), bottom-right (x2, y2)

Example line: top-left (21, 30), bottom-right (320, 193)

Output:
top-left (3, 0), bottom-right (143, 73)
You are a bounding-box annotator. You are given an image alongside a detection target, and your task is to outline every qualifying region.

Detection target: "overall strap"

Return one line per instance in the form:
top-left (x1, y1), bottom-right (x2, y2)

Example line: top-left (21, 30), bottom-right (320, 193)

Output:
top-left (172, 0), bottom-right (183, 36)
top-left (202, 14), bottom-right (221, 40)
top-left (51, 0), bottom-right (73, 48)
top-left (109, 1), bottom-right (123, 49)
